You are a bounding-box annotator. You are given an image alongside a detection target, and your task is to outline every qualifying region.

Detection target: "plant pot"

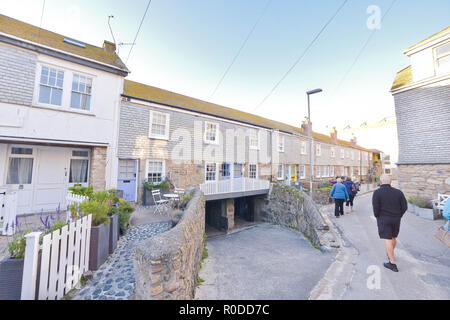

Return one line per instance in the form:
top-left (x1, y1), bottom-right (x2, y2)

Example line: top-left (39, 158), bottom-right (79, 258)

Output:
top-left (0, 257), bottom-right (24, 300)
top-left (408, 204), bottom-right (417, 215)
top-left (109, 214), bottom-right (119, 254)
top-left (417, 207), bottom-right (437, 221)
top-left (89, 222), bottom-right (110, 271)
top-left (143, 187), bottom-right (169, 205)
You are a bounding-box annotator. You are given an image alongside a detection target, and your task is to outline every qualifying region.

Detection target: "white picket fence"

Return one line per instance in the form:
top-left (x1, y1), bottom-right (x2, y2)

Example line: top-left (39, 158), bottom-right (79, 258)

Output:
top-left (0, 188), bottom-right (18, 236)
top-left (66, 192), bottom-right (88, 222)
top-left (200, 177), bottom-right (270, 196)
top-left (21, 214), bottom-right (92, 300)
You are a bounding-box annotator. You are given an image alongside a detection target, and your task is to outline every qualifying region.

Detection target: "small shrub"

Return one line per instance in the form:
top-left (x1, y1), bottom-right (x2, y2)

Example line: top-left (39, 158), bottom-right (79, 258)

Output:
top-left (196, 275), bottom-right (205, 286)
top-left (68, 185), bottom-right (94, 198)
top-left (143, 180), bottom-right (170, 191)
top-left (79, 199), bottom-right (110, 226)
top-left (408, 197), bottom-right (430, 209)
top-left (118, 200), bottom-right (134, 232)
top-left (8, 230), bottom-right (31, 259)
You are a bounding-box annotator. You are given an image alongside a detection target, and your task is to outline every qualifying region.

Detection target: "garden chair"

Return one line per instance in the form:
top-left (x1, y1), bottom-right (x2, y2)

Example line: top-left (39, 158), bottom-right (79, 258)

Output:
top-left (174, 188), bottom-right (185, 208)
top-left (151, 189), bottom-right (169, 215)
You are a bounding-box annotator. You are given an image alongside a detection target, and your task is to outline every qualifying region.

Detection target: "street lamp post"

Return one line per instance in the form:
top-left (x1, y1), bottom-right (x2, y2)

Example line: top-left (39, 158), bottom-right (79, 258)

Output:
top-left (306, 88), bottom-right (322, 198)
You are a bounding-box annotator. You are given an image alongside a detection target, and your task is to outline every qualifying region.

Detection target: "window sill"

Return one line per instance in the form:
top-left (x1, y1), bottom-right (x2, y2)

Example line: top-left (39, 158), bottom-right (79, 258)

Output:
top-left (148, 135), bottom-right (169, 141)
top-left (204, 140), bottom-right (219, 145)
top-left (32, 104), bottom-right (95, 116)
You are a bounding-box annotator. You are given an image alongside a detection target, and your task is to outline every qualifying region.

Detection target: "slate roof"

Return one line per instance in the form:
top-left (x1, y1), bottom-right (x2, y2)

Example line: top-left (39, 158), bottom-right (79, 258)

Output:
top-left (123, 80), bottom-right (374, 152)
top-left (0, 14), bottom-right (128, 73)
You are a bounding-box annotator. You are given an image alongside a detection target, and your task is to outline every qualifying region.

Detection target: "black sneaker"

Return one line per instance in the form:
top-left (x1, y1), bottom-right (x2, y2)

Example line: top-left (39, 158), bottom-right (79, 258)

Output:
top-left (383, 262), bottom-right (399, 272)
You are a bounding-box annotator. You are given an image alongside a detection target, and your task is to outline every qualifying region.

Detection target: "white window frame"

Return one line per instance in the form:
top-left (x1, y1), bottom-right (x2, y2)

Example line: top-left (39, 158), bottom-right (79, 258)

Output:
top-left (358, 151), bottom-right (361, 161)
top-left (249, 130), bottom-right (260, 150)
top-left (316, 143), bottom-right (321, 156)
top-left (204, 121), bottom-right (219, 145)
top-left (436, 41), bottom-right (450, 74)
top-left (277, 164), bottom-right (284, 180)
top-left (278, 135), bottom-right (285, 153)
top-left (330, 166), bottom-right (335, 177)
top-left (6, 145), bottom-right (35, 185)
top-left (205, 162), bottom-right (218, 182)
top-left (33, 63), bottom-right (95, 115)
top-left (301, 141), bottom-right (307, 155)
top-left (248, 163), bottom-right (258, 179)
top-left (365, 152), bottom-right (369, 161)
top-left (340, 149), bottom-right (345, 159)
top-left (316, 166), bottom-right (321, 178)
top-left (350, 167), bottom-right (354, 178)
top-left (149, 110), bottom-right (170, 140)
top-left (351, 151), bottom-right (354, 160)
top-left (300, 165), bottom-right (306, 179)
top-left (70, 73), bottom-right (93, 111)
top-left (331, 147), bottom-right (335, 158)
top-left (145, 159), bottom-right (165, 185)
top-left (369, 153), bottom-right (372, 161)
top-left (341, 166), bottom-right (345, 176)
top-left (69, 148), bottom-right (91, 185)
top-left (233, 162), bottom-right (244, 178)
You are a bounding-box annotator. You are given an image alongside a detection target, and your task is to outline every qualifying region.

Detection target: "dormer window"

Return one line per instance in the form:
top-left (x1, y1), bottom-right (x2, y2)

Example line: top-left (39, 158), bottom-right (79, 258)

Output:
top-left (436, 42), bottom-right (450, 74)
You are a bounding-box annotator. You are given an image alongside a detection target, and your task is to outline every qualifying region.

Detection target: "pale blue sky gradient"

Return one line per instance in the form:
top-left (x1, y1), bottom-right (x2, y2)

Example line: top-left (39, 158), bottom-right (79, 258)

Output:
top-left (1, 0), bottom-right (449, 162)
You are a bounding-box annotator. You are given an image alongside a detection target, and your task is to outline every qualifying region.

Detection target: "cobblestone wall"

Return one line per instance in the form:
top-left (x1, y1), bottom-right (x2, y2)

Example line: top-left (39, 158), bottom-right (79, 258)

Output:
top-left (134, 188), bottom-right (205, 300)
top-left (398, 164), bottom-right (450, 201)
top-left (257, 184), bottom-right (331, 247)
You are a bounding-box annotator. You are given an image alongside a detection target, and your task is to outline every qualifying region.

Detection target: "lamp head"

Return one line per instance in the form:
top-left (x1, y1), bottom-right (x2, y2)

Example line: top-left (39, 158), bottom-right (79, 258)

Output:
top-left (306, 88), bottom-right (323, 95)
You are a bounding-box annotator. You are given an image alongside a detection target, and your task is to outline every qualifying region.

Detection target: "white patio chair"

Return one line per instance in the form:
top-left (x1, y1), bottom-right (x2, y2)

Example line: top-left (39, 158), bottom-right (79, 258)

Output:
top-left (174, 188), bottom-right (185, 202)
top-left (152, 189), bottom-right (169, 215)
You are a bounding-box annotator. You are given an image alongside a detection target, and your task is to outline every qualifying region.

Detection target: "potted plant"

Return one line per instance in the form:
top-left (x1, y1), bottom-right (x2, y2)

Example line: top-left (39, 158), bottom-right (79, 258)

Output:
top-left (0, 230), bottom-right (30, 300)
top-left (413, 198), bottom-right (436, 220)
top-left (143, 179), bottom-right (171, 205)
top-left (77, 198), bottom-right (110, 271)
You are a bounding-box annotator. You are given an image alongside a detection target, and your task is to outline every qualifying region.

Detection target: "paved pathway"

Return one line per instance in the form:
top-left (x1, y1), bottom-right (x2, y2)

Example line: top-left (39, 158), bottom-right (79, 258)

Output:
top-left (195, 224), bottom-right (336, 300)
top-left (73, 221), bottom-right (171, 300)
top-left (321, 192), bottom-right (450, 299)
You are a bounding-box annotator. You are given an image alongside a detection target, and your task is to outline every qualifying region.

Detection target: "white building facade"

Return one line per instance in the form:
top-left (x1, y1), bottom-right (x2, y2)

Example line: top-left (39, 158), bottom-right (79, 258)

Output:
top-left (0, 14), bottom-right (128, 214)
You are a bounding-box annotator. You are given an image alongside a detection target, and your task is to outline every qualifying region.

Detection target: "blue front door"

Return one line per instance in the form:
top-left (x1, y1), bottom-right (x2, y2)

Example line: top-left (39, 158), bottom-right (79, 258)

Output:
top-left (117, 159), bottom-right (137, 202)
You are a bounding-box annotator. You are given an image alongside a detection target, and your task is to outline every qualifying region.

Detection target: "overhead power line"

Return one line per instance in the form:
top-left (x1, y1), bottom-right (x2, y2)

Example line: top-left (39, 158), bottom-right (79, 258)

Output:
top-left (253, 0), bottom-right (349, 112)
top-left (37, 0), bottom-right (46, 43)
top-left (333, 0), bottom-right (398, 93)
top-left (126, 0), bottom-right (152, 64)
top-left (208, 0), bottom-right (272, 101)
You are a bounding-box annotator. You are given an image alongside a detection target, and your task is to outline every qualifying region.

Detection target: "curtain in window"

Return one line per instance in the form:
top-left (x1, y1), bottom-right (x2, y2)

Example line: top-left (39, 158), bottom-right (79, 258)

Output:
top-left (7, 158), bottom-right (33, 184)
top-left (69, 159), bottom-right (89, 183)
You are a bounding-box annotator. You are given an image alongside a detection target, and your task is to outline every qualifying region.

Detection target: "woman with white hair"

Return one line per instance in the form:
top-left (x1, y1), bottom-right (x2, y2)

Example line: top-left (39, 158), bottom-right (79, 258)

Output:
top-left (330, 177), bottom-right (350, 218)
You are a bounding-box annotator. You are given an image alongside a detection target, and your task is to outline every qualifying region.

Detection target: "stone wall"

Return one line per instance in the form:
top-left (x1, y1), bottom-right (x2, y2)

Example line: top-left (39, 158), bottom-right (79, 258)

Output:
top-left (257, 184), bottom-right (331, 247)
top-left (89, 146), bottom-right (107, 191)
top-left (398, 164), bottom-right (450, 202)
top-left (134, 188), bottom-right (205, 300)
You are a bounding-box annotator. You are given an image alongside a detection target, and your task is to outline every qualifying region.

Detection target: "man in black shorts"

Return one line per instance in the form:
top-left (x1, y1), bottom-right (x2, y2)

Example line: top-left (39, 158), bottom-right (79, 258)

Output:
top-left (372, 174), bottom-right (408, 272)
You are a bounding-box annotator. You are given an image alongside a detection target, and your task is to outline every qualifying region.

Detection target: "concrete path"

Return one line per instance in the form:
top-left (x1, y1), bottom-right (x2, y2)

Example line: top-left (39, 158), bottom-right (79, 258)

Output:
top-left (320, 192), bottom-right (450, 300)
top-left (195, 223), bottom-right (336, 300)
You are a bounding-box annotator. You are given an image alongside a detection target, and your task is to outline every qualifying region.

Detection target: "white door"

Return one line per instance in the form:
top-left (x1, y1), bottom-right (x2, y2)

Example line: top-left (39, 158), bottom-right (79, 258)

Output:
top-left (33, 147), bottom-right (69, 212)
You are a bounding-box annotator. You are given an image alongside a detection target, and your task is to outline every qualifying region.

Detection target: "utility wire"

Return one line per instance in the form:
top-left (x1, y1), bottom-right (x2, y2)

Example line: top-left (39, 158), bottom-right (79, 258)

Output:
top-left (253, 0), bottom-right (349, 112)
top-left (208, 0), bottom-right (272, 101)
top-left (126, 0), bottom-right (152, 64)
top-left (37, 0), bottom-right (46, 44)
top-left (333, 0), bottom-right (397, 93)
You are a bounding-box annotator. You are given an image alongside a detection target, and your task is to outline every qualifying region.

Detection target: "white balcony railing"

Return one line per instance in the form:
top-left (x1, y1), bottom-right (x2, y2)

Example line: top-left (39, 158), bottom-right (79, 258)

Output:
top-left (200, 177), bottom-right (270, 196)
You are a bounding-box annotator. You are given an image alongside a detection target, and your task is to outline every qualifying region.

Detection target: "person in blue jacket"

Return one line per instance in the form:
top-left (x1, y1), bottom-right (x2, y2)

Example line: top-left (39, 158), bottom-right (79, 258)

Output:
top-left (330, 178), bottom-right (349, 218)
top-left (343, 177), bottom-right (357, 213)
top-left (443, 198), bottom-right (450, 231)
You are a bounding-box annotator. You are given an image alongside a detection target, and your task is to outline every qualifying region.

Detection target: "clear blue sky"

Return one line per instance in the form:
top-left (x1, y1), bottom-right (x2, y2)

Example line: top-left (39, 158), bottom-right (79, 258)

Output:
top-left (1, 0), bottom-right (449, 162)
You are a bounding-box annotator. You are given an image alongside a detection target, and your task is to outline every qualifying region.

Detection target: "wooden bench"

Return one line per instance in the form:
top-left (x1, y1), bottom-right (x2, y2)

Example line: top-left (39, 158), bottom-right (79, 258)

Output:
top-left (432, 193), bottom-right (450, 215)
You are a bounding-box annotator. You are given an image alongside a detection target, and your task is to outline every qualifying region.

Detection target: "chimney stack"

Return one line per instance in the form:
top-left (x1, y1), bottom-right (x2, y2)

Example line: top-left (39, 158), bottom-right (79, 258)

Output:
top-left (103, 40), bottom-right (116, 54)
top-left (330, 126), bottom-right (338, 143)
top-left (301, 117), bottom-right (312, 135)
top-left (350, 133), bottom-right (357, 147)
